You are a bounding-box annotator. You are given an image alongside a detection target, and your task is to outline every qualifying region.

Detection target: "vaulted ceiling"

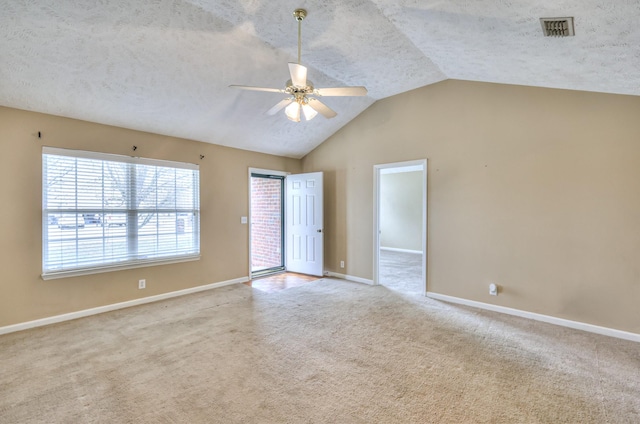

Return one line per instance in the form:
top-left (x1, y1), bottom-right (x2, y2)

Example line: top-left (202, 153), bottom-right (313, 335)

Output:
top-left (2, 1), bottom-right (639, 158)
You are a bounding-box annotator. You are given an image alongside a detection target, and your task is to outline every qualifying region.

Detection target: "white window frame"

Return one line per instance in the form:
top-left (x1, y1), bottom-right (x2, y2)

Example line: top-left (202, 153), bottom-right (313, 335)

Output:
top-left (42, 147), bottom-right (200, 280)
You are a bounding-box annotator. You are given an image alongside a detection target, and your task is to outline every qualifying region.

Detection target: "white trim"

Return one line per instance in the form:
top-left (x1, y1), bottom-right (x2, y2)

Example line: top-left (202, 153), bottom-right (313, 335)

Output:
top-left (373, 159), bottom-right (428, 296)
top-left (0, 276), bottom-right (248, 336)
top-left (325, 271), bottom-right (374, 285)
top-left (42, 255), bottom-right (200, 280)
top-left (380, 247), bottom-right (423, 254)
top-left (426, 292), bottom-right (640, 343)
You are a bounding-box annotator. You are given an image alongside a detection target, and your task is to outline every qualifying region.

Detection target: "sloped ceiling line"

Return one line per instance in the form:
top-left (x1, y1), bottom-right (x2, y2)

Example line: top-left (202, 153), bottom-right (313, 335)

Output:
top-left (1, 1), bottom-right (639, 158)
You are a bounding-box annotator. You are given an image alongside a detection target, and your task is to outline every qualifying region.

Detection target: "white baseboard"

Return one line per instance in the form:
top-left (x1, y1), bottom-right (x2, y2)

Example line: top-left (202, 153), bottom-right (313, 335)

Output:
top-left (380, 247), bottom-right (423, 254)
top-left (426, 292), bottom-right (640, 343)
top-left (325, 271), bottom-right (374, 285)
top-left (0, 276), bottom-right (249, 336)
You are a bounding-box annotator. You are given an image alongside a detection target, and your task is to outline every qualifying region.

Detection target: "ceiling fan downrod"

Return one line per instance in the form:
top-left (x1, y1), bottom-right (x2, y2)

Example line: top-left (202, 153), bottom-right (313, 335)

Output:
top-left (293, 9), bottom-right (307, 65)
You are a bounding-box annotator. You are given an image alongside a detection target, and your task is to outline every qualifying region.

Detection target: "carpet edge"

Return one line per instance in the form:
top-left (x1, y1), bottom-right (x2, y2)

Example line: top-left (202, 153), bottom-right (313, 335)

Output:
top-left (0, 276), bottom-right (249, 335)
top-left (427, 291), bottom-right (640, 343)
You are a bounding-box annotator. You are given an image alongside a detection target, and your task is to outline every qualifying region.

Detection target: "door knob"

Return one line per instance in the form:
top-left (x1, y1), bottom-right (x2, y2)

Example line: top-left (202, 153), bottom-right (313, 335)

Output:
top-left (317, 229), bottom-right (322, 233)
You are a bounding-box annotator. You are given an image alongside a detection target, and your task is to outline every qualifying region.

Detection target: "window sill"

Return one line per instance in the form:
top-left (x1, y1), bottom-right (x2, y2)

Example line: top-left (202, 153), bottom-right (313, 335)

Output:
top-left (41, 255), bottom-right (200, 280)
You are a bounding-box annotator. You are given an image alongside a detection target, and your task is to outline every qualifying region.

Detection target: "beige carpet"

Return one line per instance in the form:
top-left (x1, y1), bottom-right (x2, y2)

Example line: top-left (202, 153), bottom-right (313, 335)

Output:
top-left (1, 279), bottom-right (638, 423)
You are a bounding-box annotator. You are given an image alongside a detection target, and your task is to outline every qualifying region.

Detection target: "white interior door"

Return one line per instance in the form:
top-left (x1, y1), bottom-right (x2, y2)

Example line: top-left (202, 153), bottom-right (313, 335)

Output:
top-left (285, 172), bottom-right (323, 276)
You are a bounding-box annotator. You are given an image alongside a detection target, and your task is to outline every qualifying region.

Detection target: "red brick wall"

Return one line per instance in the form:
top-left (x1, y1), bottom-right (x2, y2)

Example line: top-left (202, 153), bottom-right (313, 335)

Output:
top-left (250, 176), bottom-right (283, 271)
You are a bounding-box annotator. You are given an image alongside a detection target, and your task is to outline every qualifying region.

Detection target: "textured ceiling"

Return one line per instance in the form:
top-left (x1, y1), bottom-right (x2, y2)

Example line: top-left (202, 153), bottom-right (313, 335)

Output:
top-left (2, 1), bottom-right (639, 158)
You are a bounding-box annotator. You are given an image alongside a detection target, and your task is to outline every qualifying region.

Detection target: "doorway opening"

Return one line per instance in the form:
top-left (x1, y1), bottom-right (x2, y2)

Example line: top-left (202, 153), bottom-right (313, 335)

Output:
top-left (373, 160), bottom-right (427, 295)
top-left (249, 169), bottom-right (325, 281)
top-left (250, 172), bottom-right (285, 279)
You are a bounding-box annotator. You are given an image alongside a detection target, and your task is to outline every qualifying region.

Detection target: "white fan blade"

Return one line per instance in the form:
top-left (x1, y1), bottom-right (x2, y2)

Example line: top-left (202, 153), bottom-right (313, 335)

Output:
top-left (315, 86), bottom-right (368, 97)
top-left (267, 98), bottom-right (293, 115)
top-left (288, 63), bottom-right (307, 87)
top-left (307, 98), bottom-right (337, 119)
top-left (229, 85), bottom-right (285, 93)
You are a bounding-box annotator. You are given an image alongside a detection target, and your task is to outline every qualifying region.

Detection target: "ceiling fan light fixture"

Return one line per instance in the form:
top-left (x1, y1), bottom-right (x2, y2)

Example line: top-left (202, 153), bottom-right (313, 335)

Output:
top-left (285, 101), bottom-right (301, 122)
top-left (302, 103), bottom-right (318, 121)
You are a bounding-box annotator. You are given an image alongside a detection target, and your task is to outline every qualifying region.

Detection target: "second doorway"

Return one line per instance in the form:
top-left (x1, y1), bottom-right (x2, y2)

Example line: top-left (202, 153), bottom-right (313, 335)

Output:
top-left (250, 172), bottom-right (285, 278)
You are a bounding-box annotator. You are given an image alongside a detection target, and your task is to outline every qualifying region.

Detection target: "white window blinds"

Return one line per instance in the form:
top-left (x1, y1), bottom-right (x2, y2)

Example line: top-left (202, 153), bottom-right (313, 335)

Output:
top-left (42, 147), bottom-right (200, 279)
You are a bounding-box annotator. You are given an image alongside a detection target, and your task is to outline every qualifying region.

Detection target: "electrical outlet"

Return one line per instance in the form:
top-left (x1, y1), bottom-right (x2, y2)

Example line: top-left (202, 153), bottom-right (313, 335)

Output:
top-left (138, 279), bottom-right (146, 289)
top-left (340, 260), bottom-right (345, 268)
top-left (489, 283), bottom-right (497, 296)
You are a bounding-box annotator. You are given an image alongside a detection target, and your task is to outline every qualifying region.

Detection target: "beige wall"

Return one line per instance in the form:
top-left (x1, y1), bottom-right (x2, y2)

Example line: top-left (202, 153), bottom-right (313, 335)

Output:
top-left (0, 106), bottom-right (301, 327)
top-left (302, 80), bottom-right (640, 334)
top-left (380, 171), bottom-right (423, 251)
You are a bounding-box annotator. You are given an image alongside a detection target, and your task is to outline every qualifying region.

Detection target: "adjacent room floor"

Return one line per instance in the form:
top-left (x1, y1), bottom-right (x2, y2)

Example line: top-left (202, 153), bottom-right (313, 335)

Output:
top-left (379, 249), bottom-right (424, 295)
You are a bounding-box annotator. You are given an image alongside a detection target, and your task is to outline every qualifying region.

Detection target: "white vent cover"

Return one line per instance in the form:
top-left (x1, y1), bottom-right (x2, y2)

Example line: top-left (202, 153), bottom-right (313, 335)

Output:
top-left (540, 17), bottom-right (575, 37)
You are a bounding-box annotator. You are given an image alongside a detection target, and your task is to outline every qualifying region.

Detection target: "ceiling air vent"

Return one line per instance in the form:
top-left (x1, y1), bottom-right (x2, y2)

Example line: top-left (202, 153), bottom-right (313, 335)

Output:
top-left (540, 17), bottom-right (575, 37)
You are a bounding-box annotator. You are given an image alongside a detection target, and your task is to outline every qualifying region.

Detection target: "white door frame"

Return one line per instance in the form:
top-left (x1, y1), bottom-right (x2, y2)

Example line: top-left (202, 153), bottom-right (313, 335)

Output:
top-left (373, 159), bottom-right (428, 295)
top-left (248, 168), bottom-right (289, 278)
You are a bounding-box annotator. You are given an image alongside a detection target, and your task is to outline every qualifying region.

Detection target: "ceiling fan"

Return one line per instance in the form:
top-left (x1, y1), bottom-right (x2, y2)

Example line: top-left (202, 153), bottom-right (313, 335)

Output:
top-left (230, 9), bottom-right (368, 122)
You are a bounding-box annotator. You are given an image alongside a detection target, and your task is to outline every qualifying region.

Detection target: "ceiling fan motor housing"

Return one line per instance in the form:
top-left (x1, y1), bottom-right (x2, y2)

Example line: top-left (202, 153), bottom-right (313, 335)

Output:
top-left (286, 79), bottom-right (314, 93)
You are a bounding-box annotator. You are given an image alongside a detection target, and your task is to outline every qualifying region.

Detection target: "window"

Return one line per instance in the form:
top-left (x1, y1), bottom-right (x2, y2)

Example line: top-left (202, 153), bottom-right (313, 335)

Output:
top-left (42, 147), bottom-right (200, 279)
